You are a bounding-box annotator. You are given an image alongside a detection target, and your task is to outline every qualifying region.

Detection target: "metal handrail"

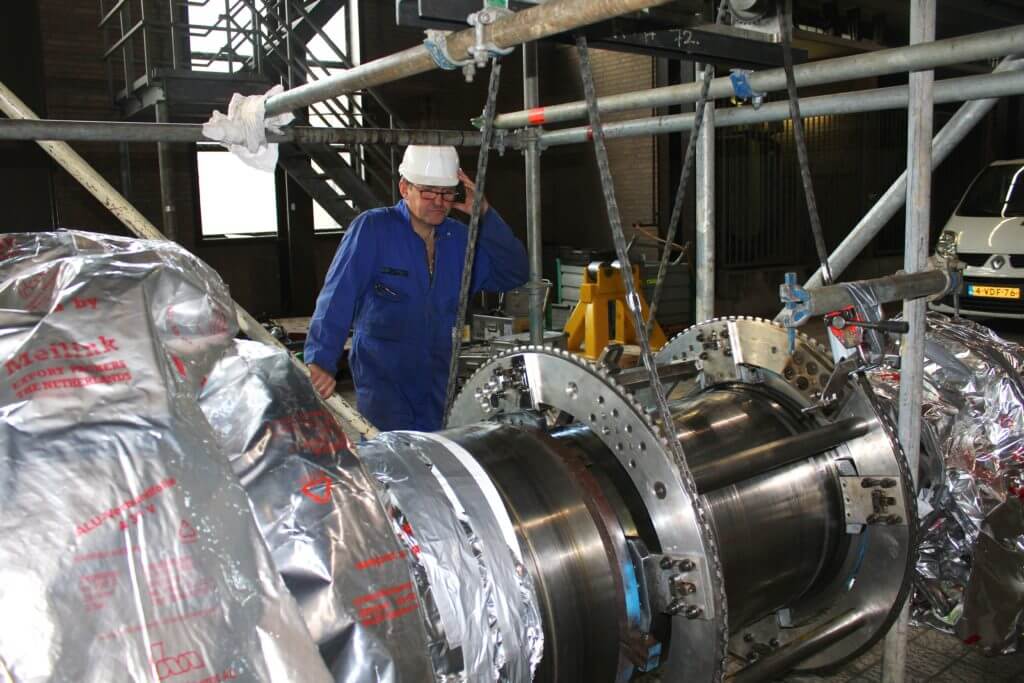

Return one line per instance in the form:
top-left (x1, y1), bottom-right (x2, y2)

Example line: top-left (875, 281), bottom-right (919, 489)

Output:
top-left (102, 19), bottom-right (146, 60)
top-left (286, 0), bottom-right (407, 128)
top-left (98, 0), bottom-right (132, 28)
top-left (254, 19), bottom-right (397, 168)
top-left (98, 0), bottom-right (399, 206)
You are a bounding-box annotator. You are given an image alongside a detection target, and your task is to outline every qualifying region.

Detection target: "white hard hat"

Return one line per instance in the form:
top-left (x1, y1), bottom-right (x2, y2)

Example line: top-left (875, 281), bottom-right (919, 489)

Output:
top-left (399, 145), bottom-right (459, 187)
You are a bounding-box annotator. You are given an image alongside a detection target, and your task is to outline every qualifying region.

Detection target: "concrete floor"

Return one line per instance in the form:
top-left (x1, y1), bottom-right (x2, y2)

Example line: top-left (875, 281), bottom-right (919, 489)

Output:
top-left (784, 626), bottom-right (1024, 682)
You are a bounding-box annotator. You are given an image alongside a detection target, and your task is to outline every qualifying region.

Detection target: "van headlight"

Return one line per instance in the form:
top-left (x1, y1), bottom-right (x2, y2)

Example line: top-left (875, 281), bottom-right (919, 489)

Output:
top-left (936, 230), bottom-right (958, 258)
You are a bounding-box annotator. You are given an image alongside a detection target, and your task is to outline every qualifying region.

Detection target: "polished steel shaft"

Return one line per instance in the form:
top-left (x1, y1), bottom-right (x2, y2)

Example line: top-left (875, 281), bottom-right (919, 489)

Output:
top-left (446, 424), bottom-right (626, 682)
top-left (669, 386), bottom-right (846, 630)
top-left (439, 380), bottom-right (857, 681)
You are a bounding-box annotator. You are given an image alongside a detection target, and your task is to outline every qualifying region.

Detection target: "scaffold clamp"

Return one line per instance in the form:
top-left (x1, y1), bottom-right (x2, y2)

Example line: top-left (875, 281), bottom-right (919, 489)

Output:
top-left (729, 69), bottom-right (765, 109)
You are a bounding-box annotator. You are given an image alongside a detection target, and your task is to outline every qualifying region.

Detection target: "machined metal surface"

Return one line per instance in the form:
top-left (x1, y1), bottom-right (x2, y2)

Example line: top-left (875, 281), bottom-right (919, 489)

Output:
top-left (448, 347), bottom-right (727, 682)
top-left (451, 423), bottom-right (639, 680)
top-left (692, 417), bottom-right (869, 493)
top-left (659, 318), bottom-right (916, 673)
top-left (668, 385), bottom-right (846, 630)
top-left (447, 316), bottom-right (916, 679)
top-left (657, 316), bottom-right (839, 406)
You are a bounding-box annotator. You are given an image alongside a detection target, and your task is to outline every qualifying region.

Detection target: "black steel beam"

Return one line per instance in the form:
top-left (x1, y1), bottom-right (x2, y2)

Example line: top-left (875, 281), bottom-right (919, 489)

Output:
top-left (396, 0), bottom-right (794, 67)
top-left (587, 28), bottom-right (800, 68)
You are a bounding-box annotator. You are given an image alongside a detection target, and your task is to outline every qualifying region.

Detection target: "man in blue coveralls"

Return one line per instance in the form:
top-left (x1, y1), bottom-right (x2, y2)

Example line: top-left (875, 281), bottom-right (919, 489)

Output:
top-left (304, 145), bottom-right (529, 432)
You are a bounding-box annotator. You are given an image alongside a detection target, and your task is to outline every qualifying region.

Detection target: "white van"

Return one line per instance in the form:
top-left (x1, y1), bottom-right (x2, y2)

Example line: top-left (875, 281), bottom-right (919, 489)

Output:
top-left (931, 159), bottom-right (1024, 319)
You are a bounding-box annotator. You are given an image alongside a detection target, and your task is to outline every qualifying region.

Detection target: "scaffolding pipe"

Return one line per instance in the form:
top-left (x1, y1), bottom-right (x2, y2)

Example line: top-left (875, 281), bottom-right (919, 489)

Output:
top-left (884, 2), bottom-right (935, 681)
top-left (695, 63), bottom-right (715, 323)
top-left (523, 43), bottom-right (545, 344)
top-left (538, 65), bottom-right (1024, 147)
top-left (493, 23), bottom-right (1024, 129)
top-left (262, 0), bottom-right (674, 118)
top-left (0, 119), bottom-right (485, 146)
top-left (5, 66), bottom-right (1021, 150)
top-left (783, 270), bottom-right (954, 324)
top-left (0, 78), bottom-right (379, 441)
top-left (799, 55), bottom-right (1022, 292)
top-left (154, 100), bottom-right (177, 241)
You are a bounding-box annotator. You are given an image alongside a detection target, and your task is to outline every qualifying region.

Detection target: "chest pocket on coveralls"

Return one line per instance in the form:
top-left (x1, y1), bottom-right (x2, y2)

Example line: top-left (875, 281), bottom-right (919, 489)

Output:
top-left (361, 280), bottom-right (407, 341)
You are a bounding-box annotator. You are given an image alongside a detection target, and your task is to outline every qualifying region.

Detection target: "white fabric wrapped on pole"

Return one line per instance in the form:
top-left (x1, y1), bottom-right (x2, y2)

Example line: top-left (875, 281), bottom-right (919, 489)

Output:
top-left (203, 85), bottom-right (296, 171)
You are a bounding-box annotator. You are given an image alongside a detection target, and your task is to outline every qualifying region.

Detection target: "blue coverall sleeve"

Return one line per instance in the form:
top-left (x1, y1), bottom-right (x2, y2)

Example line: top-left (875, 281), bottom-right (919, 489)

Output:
top-left (470, 208), bottom-right (530, 293)
top-left (304, 213), bottom-right (378, 372)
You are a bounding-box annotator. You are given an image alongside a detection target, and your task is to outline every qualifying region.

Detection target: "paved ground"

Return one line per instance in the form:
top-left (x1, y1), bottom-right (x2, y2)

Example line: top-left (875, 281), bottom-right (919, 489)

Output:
top-left (784, 626), bottom-right (1024, 682)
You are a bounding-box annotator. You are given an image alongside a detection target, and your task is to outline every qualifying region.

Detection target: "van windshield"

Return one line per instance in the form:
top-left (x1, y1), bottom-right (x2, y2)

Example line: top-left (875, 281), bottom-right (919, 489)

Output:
top-left (957, 163), bottom-right (1024, 217)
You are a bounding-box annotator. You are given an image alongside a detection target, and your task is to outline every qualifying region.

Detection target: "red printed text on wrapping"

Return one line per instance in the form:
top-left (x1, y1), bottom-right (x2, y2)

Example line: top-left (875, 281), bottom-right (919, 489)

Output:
top-left (75, 478), bottom-right (177, 536)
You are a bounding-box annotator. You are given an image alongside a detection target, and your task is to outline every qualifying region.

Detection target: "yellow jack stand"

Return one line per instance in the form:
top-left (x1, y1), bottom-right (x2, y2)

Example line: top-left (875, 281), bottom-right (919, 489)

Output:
top-left (564, 262), bottom-right (667, 360)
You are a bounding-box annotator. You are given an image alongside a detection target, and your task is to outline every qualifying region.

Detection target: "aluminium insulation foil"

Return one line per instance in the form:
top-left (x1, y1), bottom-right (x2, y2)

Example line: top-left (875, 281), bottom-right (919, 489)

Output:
top-left (0, 231), bottom-right (332, 681)
top-left (870, 312), bottom-right (1024, 653)
top-left (359, 431), bottom-right (544, 682)
top-left (199, 339), bottom-right (435, 682)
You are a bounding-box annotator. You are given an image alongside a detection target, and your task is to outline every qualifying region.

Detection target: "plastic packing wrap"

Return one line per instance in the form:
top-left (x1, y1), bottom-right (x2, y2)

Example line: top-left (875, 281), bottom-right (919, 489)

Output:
top-left (839, 280), bottom-right (887, 360)
top-left (868, 312), bottom-right (1024, 653)
top-left (358, 430), bottom-right (544, 682)
top-left (199, 339), bottom-right (435, 682)
top-left (0, 231), bottom-right (332, 682)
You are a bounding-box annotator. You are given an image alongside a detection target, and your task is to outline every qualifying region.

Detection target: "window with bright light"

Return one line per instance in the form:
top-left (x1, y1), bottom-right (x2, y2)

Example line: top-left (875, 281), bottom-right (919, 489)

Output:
top-left (186, 1), bottom-right (254, 73)
top-left (306, 2), bottom-right (364, 232)
top-left (197, 150), bottom-right (278, 237)
top-left (189, 1), bottom-right (365, 234)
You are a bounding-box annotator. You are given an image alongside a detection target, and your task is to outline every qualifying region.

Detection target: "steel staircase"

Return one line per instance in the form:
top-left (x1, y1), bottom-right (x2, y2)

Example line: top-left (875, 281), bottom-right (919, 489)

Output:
top-left (100, 0), bottom-right (400, 229)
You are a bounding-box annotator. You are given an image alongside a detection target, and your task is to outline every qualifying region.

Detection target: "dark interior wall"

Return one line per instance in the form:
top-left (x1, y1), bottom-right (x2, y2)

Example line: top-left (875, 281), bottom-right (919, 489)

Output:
top-left (1, 0), bottom-right (131, 236)
top-left (2, 0), bottom-right (285, 316)
top-left (0, 1), bottom-right (53, 231)
top-left (538, 45), bottom-right (658, 253)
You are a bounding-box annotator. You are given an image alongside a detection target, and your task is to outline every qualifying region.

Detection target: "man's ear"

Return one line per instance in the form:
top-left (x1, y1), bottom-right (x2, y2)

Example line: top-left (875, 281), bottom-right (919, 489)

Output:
top-left (398, 177), bottom-right (410, 199)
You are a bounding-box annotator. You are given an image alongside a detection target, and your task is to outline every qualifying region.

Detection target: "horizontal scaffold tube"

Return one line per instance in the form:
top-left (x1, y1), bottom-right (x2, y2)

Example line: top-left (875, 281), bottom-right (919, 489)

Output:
top-left (0, 120), bottom-right (484, 146)
top-left (539, 64), bottom-right (1024, 147)
top-left (794, 55), bottom-right (1022, 295)
top-left (494, 24), bottom-right (1024, 129)
top-left (6, 65), bottom-right (1019, 149)
top-left (263, 0), bottom-right (674, 117)
top-left (792, 270), bottom-right (956, 322)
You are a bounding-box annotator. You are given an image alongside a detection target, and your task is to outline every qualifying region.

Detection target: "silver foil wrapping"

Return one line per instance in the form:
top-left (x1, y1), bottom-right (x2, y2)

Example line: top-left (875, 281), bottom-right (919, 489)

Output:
top-left (0, 231), bottom-right (332, 682)
top-left (359, 431), bottom-right (544, 682)
top-left (199, 340), bottom-right (435, 682)
top-left (870, 313), bottom-right (1024, 653)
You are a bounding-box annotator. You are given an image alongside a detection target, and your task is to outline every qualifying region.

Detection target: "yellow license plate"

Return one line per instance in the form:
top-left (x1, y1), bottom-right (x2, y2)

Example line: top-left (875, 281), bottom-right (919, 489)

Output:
top-left (968, 285), bottom-right (1021, 299)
